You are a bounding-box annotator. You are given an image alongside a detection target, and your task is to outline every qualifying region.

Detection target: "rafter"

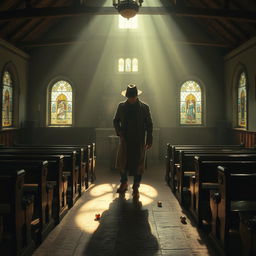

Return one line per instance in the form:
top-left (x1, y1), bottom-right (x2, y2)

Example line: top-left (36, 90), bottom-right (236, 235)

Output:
top-left (186, 1), bottom-right (229, 43)
top-left (18, 37), bottom-right (230, 48)
top-left (0, 6), bottom-right (256, 23)
top-left (0, 0), bottom-right (28, 35)
top-left (0, 0), bottom-right (21, 11)
top-left (187, 0), bottom-right (238, 45)
top-left (195, 0), bottom-right (244, 47)
top-left (202, 0), bottom-right (249, 40)
top-left (19, 0), bottom-right (70, 42)
top-left (7, 0), bottom-right (66, 42)
top-left (220, 0), bottom-right (256, 35)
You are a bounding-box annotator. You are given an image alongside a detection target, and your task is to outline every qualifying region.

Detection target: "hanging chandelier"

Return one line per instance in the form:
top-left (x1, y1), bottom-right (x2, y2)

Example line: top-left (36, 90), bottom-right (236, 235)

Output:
top-left (113, 0), bottom-right (143, 19)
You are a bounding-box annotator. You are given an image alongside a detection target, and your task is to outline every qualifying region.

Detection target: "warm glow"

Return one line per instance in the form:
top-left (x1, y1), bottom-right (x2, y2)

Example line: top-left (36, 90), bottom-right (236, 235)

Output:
top-left (118, 58), bottom-right (138, 72)
top-left (125, 58), bottom-right (132, 71)
top-left (89, 183), bottom-right (116, 197)
top-left (132, 58), bottom-right (138, 72)
top-left (49, 80), bottom-right (73, 126)
top-left (75, 183), bottom-right (158, 233)
top-left (118, 58), bottom-right (125, 72)
top-left (119, 15), bottom-right (138, 29)
top-left (2, 70), bottom-right (13, 127)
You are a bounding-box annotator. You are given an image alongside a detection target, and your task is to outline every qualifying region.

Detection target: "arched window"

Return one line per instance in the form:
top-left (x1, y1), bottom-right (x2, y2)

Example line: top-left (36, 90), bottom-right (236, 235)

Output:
top-left (2, 70), bottom-right (13, 127)
top-left (118, 58), bottom-right (125, 72)
top-left (237, 71), bottom-right (247, 128)
top-left (132, 58), bottom-right (138, 72)
top-left (118, 58), bottom-right (138, 72)
top-left (125, 58), bottom-right (132, 72)
top-left (180, 80), bottom-right (202, 125)
top-left (49, 80), bottom-right (73, 126)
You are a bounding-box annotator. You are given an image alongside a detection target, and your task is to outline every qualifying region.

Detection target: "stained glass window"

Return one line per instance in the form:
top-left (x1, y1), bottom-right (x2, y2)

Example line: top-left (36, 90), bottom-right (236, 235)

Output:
top-left (125, 58), bottom-right (132, 72)
top-left (180, 80), bottom-right (202, 125)
top-left (118, 58), bottom-right (138, 72)
top-left (132, 58), bottom-right (138, 72)
top-left (238, 72), bottom-right (247, 128)
top-left (119, 15), bottom-right (138, 29)
top-left (50, 80), bottom-right (73, 126)
top-left (2, 71), bottom-right (13, 127)
top-left (118, 58), bottom-right (124, 72)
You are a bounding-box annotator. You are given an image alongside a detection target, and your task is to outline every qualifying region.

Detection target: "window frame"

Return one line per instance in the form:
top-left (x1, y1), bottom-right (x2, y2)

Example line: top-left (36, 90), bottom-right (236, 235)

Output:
top-left (178, 79), bottom-right (205, 127)
top-left (236, 69), bottom-right (248, 130)
top-left (47, 78), bottom-right (75, 127)
top-left (0, 62), bottom-right (19, 130)
top-left (118, 58), bottom-right (125, 72)
top-left (117, 57), bottom-right (139, 73)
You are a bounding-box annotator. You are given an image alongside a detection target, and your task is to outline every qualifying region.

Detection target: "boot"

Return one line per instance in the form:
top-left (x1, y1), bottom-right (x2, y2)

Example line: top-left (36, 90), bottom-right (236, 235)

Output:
top-left (132, 184), bottom-right (140, 199)
top-left (116, 183), bottom-right (128, 193)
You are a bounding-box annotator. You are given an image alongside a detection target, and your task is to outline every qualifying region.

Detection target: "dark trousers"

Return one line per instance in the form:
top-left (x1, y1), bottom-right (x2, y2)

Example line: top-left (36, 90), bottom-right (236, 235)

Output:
top-left (120, 172), bottom-right (142, 187)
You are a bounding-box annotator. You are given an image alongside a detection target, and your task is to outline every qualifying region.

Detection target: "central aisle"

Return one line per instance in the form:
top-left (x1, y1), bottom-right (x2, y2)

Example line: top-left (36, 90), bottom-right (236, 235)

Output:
top-left (33, 164), bottom-right (216, 256)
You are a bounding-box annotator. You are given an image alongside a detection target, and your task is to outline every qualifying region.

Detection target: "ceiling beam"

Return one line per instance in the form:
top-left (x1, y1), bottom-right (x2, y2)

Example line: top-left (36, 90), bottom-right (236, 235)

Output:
top-left (18, 0), bottom-right (73, 42)
top-left (197, 0), bottom-right (246, 46)
top-left (6, 0), bottom-right (54, 42)
top-left (7, 0), bottom-right (70, 43)
top-left (18, 38), bottom-right (230, 48)
top-left (186, 0), bottom-right (234, 45)
top-left (0, 6), bottom-right (256, 23)
top-left (202, 0), bottom-right (249, 40)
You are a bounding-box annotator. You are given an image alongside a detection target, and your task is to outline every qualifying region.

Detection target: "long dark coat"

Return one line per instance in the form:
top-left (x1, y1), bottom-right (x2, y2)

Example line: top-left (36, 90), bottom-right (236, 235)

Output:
top-left (113, 99), bottom-right (153, 175)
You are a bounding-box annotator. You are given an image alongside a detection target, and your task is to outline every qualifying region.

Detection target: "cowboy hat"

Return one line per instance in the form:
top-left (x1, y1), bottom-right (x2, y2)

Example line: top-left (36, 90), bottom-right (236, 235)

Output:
top-left (121, 84), bottom-right (142, 97)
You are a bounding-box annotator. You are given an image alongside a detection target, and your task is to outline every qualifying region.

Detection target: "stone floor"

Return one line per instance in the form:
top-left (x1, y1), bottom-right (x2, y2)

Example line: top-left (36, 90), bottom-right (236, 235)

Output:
top-left (33, 164), bottom-right (217, 256)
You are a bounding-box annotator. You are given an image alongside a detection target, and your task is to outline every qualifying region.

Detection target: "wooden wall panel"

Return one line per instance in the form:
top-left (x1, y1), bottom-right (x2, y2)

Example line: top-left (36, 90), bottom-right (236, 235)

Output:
top-left (232, 129), bottom-right (256, 148)
top-left (0, 129), bottom-right (19, 146)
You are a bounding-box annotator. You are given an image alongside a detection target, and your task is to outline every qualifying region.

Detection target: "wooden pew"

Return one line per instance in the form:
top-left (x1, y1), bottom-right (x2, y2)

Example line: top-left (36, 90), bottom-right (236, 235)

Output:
top-left (0, 154), bottom-right (67, 224)
top-left (171, 144), bottom-right (244, 163)
top-left (166, 144), bottom-right (245, 193)
top-left (0, 160), bottom-right (55, 243)
top-left (214, 166), bottom-right (256, 254)
top-left (239, 214), bottom-right (256, 256)
top-left (0, 169), bottom-right (35, 256)
top-left (193, 155), bottom-right (256, 228)
top-left (170, 144), bottom-right (245, 165)
top-left (165, 143), bottom-right (171, 184)
top-left (14, 144), bottom-right (94, 190)
top-left (176, 150), bottom-right (256, 205)
top-left (90, 143), bottom-right (96, 182)
top-left (0, 148), bottom-right (79, 208)
top-left (0, 216), bottom-right (3, 242)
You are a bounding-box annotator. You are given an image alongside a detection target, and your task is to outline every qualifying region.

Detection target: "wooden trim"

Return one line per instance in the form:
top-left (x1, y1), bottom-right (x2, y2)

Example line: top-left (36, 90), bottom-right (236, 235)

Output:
top-left (19, 38), bottom-right (230, 48)
top-left (231, 128), bottom-right (256, 148)
top-left (0, 6), bottom-right (256, 23)
top-left (0, 127), bottom-right (20, 132)
top-left (0, 128), bottom-right (20, 146)
top-left (0, 38), bottom-right (29, 60)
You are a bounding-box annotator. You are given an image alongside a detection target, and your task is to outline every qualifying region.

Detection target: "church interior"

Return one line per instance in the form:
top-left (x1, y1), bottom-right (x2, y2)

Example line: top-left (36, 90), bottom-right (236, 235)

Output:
top-left (1, 0), bottom-right (256, 255)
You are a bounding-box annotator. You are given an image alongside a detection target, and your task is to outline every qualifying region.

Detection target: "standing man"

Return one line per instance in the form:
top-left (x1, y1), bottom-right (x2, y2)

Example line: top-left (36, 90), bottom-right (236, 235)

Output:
top-left (113, 84), bottom-right (153, 199)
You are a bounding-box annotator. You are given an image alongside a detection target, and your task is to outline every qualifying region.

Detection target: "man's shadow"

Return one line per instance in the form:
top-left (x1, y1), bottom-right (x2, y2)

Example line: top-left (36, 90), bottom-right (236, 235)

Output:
top-left (84, 196), bottom-right (159, 256)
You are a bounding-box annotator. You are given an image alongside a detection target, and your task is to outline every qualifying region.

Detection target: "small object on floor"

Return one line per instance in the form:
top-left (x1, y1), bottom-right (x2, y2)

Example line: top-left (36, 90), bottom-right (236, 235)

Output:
top-left (180, 216), bottom-right (187, 224)
top-left (95, 213), bottom-right (101, 221)
top-left (157, 201), bottom-right (162, 207)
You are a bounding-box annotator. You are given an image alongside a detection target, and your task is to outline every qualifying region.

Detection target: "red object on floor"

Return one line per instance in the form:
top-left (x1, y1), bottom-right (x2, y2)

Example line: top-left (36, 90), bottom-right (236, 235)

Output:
top-left (95, 213), bottom-right (101, 220)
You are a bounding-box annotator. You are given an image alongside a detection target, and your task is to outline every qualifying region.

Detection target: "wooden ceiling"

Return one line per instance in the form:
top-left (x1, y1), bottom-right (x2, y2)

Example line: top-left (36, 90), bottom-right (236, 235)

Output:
top-left (0, 0), bottom-right (256, 52)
